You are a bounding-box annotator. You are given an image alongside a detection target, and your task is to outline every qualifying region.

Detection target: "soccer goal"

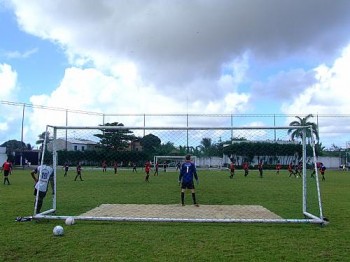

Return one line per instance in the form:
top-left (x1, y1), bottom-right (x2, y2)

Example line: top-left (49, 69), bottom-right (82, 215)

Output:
top-left (32, 125), bottom-right (327, 225)
top-left (154, 155), bottom-right (197, 170)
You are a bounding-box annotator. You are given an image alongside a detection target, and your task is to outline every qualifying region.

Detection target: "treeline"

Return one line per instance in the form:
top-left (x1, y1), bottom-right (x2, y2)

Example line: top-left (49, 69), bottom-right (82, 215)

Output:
top-left (223, 141), bottom-right (315, 164)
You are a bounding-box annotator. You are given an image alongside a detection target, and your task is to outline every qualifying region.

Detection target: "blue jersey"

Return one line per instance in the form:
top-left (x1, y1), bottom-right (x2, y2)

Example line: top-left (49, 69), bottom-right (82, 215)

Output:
top-left (179, 161), bottom-right (198, 184)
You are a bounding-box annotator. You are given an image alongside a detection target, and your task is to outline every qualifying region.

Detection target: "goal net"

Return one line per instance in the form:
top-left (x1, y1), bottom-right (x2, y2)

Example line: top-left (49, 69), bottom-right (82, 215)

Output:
top-left (33, 125), bottom-right (326, 224)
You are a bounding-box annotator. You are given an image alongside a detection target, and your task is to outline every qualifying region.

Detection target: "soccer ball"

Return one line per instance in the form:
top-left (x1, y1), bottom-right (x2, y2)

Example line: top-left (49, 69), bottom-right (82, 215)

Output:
top-left (53, 225), bottom-right (64, 236)
top-left (65, 217), bottom-right (75, 226)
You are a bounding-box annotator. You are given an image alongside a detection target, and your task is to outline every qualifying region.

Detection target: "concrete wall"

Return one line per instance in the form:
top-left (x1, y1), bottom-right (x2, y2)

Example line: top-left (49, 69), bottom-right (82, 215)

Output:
top-left (0, 147), bottom-right (7, 164)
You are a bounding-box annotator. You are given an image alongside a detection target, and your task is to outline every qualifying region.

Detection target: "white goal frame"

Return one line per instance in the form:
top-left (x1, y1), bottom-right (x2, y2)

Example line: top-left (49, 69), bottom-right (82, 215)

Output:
top-left (32, 125), bottom-right (327, 225)
top-left (154, 155), bottom-right (197, 169)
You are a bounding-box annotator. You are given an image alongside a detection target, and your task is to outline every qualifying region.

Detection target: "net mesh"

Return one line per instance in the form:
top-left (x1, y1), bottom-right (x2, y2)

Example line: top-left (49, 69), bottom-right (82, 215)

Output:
top-left (34, 125), bottom-right (324, 224)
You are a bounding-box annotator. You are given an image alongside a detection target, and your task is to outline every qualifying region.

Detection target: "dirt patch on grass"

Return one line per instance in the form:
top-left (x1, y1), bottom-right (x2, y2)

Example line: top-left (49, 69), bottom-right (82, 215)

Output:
top-left (80, 204), bottom-right (282, 220)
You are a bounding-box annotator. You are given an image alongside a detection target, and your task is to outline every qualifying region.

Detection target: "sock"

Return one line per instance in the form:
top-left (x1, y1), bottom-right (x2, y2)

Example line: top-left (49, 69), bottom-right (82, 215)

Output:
top-left (192, 193), bottom-right (197, 204)
top-left (181, 192), bottom-right (185, 205)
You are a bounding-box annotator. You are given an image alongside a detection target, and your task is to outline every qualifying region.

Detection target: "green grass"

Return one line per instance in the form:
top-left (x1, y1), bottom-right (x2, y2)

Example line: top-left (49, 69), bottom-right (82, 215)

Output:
top-left (1, 167), bottom-right (349, 261)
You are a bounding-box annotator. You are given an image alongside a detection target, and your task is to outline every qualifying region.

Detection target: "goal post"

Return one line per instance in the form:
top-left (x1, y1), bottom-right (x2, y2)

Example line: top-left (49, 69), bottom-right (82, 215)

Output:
top-left (33, 125), bottom-right (326, 225)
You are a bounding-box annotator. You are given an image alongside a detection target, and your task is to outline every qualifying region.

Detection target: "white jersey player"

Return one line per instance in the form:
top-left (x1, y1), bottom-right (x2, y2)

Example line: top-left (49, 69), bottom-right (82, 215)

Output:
top-left (31, 165), bottom-right (54, 214)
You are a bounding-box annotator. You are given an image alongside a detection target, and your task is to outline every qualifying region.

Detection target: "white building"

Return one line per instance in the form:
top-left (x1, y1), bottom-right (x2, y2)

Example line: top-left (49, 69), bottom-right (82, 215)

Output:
top-left (0, 147), bottom-right (7, 164)
top-left (46, 138), bottom-right (98, 152)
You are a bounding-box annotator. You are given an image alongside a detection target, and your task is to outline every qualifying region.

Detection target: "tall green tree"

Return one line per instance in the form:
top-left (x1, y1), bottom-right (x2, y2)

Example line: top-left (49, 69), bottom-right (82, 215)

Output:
top-left (1, 139), bottom-right (26, 156)
top-left (200, 137), bottom-right (213, 156)
top-left (94, 122), bottom-right (136, 150)
top-left (140, 133), bottom-right (161, 159)
top-left (288, 114), bottom-right (319, 143)
top-left (157, 142), bottom-right (178, 156)
top-left (36, 131), bottom-right (51, 149)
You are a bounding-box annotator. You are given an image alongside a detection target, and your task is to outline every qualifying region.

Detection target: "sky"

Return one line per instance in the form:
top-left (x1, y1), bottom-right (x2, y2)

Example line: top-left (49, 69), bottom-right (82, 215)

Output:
top-left (1, 0), bottom-right (350, 149)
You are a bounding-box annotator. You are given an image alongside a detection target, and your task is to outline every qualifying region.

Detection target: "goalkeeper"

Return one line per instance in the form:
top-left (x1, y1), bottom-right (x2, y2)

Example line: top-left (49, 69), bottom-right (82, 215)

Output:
top-left (178, 154), bottom-right (199, 207)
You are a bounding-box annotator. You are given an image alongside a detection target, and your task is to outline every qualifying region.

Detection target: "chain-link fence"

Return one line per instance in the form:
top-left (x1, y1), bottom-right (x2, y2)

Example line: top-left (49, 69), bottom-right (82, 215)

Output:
top-left (1, 100), bottom-right (350, 149)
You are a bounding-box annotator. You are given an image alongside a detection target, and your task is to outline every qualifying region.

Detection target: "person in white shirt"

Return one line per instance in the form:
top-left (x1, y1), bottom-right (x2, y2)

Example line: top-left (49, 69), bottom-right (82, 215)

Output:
top-left (31, 165), bottom-right (54, 214)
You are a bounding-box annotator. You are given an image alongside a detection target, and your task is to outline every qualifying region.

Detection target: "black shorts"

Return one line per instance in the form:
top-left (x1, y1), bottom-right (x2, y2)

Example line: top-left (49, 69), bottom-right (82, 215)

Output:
top-left (33, 189), bottom-right (47, 198)
top-left (181, 181), bottom-right (195, 190)
top-left (4, 170), bottom-right (10, 176)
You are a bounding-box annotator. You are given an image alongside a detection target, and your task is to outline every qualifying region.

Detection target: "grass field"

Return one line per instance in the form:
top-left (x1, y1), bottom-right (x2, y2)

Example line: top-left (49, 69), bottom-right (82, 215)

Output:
top-left (1, 167), bottom-right (349, 261)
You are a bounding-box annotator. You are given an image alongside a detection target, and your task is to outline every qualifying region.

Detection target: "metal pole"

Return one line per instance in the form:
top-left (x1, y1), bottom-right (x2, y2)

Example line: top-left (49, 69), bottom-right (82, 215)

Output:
top-left (273, 114), bottom-right (276, 141)
top-left (231, 114), bottom-right (233, 141)
top-left (65, 110), bottom-right (68, 151)
top-left (186, 114), bottom-right (189, 153)
top-left (20, 104), bottom-right (25, 167)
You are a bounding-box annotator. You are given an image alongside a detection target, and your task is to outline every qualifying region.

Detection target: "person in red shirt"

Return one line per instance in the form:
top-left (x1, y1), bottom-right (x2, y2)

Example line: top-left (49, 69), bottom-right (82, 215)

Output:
top-left (144, 161), bottom-right (151, 182)
top-left (229, 161), bottom-right (235, 179)
top-left (74, 163), bottom-right (84, 181)
top-left (276, 163), bottom-right (281, 175)
top-left (153, 162), bottom-right (159, 176)
top-left (258, 161), bottom-right (263, 178)
top-left (102, 160), bottom-right (107, 173)
top-left (1, 159), bottom-right (12, 185)
top-left (243, 161), bottom-right (249, 177)
top-left (288, 162), bottom-right (296, 177)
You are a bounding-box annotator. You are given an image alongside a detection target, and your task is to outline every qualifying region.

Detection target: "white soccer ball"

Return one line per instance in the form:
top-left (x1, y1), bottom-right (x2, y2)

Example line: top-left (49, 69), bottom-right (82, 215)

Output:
top-left (65, 217), bottom-right (75, 226)
top-left (53, 225), bottom-right (64, 236)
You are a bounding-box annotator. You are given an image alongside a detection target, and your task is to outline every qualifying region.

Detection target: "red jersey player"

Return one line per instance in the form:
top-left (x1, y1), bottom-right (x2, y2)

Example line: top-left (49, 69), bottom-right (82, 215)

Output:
top-left (144, 161), bottom-right (151, 182)
top-left (229, 162), bottom-right (235, 179)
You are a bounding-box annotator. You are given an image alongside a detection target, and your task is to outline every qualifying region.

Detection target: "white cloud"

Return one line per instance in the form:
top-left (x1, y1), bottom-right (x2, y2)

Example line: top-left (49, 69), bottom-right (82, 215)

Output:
top-left (4, 48), bottom-right (38, 59)
top-left (8, 0), bottom-right (350, 100)
top-left (0, 63), bottom-right (17, 99)
top-left (282, 45), bottom-right (350, 146)
top-left (0, 63), bottom-right (23, 143)
top-left (3, 0), bottom-right (350, 147)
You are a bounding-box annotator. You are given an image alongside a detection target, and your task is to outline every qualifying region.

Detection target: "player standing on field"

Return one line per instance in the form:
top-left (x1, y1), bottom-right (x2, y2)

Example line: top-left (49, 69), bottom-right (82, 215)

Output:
top-left (178, 155), bottom-right (199, 207)
top-left (276, 163), bottom-right (281, 175)
top-left (74, 163), bottom-right (84, 181)
top-left (229, 161), bottom-right (235, 179)
top-left (176, 162), bottom-right (181, 171)
top-left (153, 162), bottom-right (159, 176)
top-left (31, 165), bottom-right (54, 214)
top-left (132, 162), bottom-right (137, 172)
top-left (163, 161), bottom-right (167, 172)
top-left (144, 160), bottom-right (151, 182)
top-left (1, 159), bottom-right (12, 185)
top-left (64, 163), bottom-right (69, 177)
top-left (113, 160), bottom-right (118, 174)
top-left (102, 160), bottom-right (107, 173)
top-left (258, 161), bottom-right (263, 178)
top-left (243, 161), bottom-right (249, 177)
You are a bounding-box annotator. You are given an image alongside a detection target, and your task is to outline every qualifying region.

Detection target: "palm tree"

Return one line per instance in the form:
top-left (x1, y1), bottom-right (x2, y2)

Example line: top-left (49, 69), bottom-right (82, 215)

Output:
top-left (288, 114), bottom-right (319, 143)
top-left (200, 138), bottom-right (212, 156)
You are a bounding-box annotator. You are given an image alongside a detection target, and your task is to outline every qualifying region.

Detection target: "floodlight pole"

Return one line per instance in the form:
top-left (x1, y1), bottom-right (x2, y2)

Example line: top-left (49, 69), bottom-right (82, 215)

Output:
top-left (20, 104), bottom-right (25, 167)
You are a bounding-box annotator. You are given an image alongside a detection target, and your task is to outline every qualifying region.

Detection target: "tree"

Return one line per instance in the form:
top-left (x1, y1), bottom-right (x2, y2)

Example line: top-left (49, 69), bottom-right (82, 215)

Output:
top-left (1, 139), bottom-right (26, 156)
top-left (288, 114), bottom-right (319, 143)
top-left (140, 133), bottom-right (161, 159)
top-left (156, 142), bottom-right (178, 156)
top-left (141, 134), bottom-right (161, 153)
top-left (94, 122), bottom-right (136, 150)
top-left (25, 143), bottom-right (33, 150)
top-left (36, 131), bottom-right (51, 149)
top-left (200, 137), bottom-right (213, 156)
